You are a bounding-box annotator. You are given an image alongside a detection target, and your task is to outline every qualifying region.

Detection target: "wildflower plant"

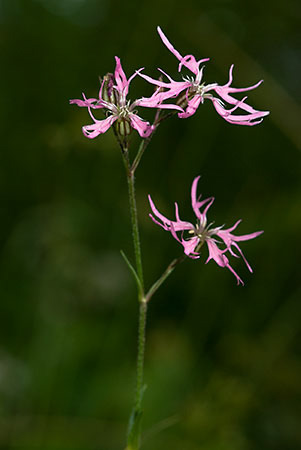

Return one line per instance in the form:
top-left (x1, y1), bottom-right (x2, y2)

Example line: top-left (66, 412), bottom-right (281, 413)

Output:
top-left (70, 27), bottom-right (269, 450)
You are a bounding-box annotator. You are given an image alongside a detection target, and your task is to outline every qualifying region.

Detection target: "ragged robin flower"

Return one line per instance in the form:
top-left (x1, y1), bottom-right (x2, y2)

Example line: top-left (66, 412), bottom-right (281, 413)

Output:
top-left (139, 27), bottom-right (270, 125)
top-left (148, 176), bottom-right (263, 285)
top-left (70, 57), bottom-right (182, 139)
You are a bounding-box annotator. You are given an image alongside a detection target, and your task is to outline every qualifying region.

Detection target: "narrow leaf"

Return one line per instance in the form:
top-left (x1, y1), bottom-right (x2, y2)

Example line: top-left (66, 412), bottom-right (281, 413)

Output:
top-left (120, 250), bottom-right (143, 296)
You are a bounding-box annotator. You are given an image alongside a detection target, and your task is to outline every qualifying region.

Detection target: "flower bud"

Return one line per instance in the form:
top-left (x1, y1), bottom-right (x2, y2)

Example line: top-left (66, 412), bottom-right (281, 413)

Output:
top-left (102, 73), bottom-right (117, 104)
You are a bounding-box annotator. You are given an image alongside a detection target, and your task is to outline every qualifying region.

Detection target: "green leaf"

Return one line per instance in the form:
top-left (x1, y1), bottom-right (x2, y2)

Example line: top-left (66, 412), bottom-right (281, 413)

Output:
top-left (120, 250), bottom-right (143, 298)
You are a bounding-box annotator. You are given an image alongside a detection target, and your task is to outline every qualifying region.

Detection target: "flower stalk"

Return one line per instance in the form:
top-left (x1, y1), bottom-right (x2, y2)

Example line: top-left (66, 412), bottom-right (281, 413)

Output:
top-left (122, 134), bottom-right (187, 449)
top-left (126, 298), bottom-right (147, 450)
top-left (121, 144), bottom-right (146, 450)
top-left (145, 255), bottom-right (186, 302)
top-left (123, 150), bottom-right (144, 295)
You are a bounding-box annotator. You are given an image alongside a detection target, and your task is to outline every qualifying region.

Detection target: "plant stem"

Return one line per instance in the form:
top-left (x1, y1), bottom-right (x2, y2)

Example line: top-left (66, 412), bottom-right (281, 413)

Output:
top-left (134, 298), bottom-right (147, 410)
top-left (131, 139), bottom-right (148, 173)
top-left (123, 149), bottom-right (144, 296)
top-left (131, 109), bottom-right (177, 173)
top-left (145, 255), bottom-right (186, 302)
top-left (121, 146), bottom-right (146, 449)
top-left (126, 297), bottom-right (148, 449)
top-left (121, 129), bottom-right (185, 448)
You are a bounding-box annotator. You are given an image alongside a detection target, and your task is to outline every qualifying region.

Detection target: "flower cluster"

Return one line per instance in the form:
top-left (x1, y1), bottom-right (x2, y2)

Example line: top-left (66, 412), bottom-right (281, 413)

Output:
top-left (149, 176), bottom-right (263, 285)
top-left (139, 27), bottom-right (269, 125)
top-left (70, 28), bottom-right (269, 138)
top-left (70, 27), bottom-right (267, 285)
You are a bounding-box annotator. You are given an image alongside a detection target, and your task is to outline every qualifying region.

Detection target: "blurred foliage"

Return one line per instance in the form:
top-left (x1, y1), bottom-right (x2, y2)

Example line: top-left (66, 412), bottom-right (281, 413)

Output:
top-left (0, 0), bottom-right (300, 449)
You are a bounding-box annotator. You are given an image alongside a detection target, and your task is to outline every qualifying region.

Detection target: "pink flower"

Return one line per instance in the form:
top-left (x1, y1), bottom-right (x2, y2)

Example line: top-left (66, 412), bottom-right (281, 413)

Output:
top-left (139, 27), bottom-right (270, 125)
top-left (148, 176), bottom-right (263, 285)
top-left (70, 57), bottom-right (174, 139)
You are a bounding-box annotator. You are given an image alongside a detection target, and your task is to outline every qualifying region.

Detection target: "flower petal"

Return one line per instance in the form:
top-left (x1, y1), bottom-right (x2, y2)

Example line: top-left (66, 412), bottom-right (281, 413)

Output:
top-left (114, 56), bottom-right (129, 96)
top-left (217, 224), bottom-right (264, 243)
top-left (170, 223), bottom-right (200, 258)
top-left (182, 235), bottom-right (200, 257)
top-left (137, 71), bottom-right (189, 98)
top-left (210, 65), bottom-right (270, 121)
top-left (206, 239), bottom-right (244, 285)
top-left (191, 176), bottom-right (214, 225)
top-left (206, 239), bottom-right (229, 267)
top-left (216, 226), bottom-right (263, 273)
top-left (136, 91), bottom-right (184, 112)
top-left (157, 26), bottom-right (183, 64)
top-left (157, 27), bottom-right (209, 76)
top-left (148, 195), bottom-right (193, 231)
top-left (129, 114), bottom-right (154, 138)
top-left (211, 97), bottom-right (269, 126)
top-left (233, 230), bottom-right (264, 242)
top-left (178, 95), bottom-right (203, 118)
top-left (70, 93), bottom-right (101, 109)
top-left (226, 263), bottom-right (244, 286)
top-left (231, 242), bottom-right (253, 273)
top-left (178, 54), bottom-right (209, 76)
top-left (82, 115), bottom-right (117, 139)
top-left (149, 195), bottom-right (169, 220)
top-left (221, 65), bottom-right (264, 94)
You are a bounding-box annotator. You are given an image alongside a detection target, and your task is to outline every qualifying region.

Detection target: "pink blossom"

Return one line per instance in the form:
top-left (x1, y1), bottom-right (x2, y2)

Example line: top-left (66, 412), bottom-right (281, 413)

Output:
top-left (149, 176), bottom-right (263, 285)
top-left (139, 27), bottom-right (269, 125)
top-left (70, 57), bottom-right (176, 139)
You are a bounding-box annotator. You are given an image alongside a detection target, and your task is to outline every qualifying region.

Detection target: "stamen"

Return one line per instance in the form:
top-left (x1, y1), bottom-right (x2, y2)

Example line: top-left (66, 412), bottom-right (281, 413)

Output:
top-left (182, 75), bottom-right (195, 84)
top-left (117, 105), bottom-right (130, 118)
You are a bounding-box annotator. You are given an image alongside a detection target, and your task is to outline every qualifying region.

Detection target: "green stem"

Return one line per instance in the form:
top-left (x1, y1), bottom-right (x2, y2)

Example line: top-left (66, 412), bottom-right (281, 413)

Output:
top-left (131, 139), bottom-right (148, 173)
top-left (131, 109), bottom-right (177, 173)
top-left (120, 121), bottom-right (184, 448)
top-left (126, 299), bottom-right (148, 450)
top-left (135, 299), bottom-right (147, 410)
top-left (121, 147), bottom-right (146, 449)
top-left (123, 150), bottom-right (144, 295)
top-left (145, 255), bottom-right (186, 302)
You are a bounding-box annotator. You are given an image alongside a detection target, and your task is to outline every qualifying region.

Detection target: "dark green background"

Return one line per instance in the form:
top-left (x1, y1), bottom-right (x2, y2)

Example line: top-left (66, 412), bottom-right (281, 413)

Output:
top-left (0, 0), bottom-right (300, 449)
